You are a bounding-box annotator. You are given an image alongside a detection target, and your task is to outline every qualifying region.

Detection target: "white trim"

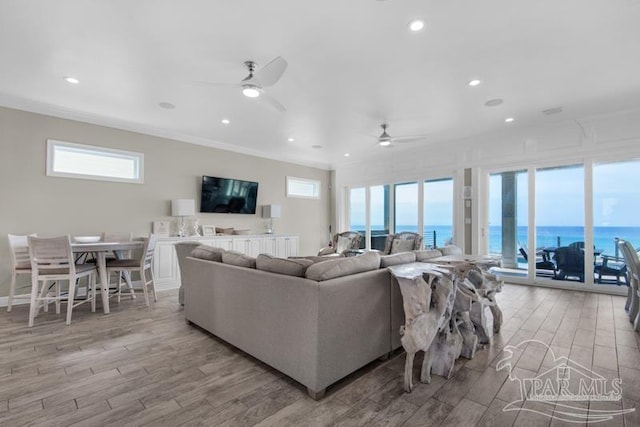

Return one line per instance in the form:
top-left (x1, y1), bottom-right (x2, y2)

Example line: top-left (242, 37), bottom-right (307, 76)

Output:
top-left (286, 176), bottom-right (321, 199)
top-left (47, 139), bottom-right (144, 184)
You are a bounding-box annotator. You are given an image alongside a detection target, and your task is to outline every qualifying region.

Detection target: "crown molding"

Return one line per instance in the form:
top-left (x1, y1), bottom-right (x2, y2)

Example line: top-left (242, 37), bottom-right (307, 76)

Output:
top-left (0, 92), bottom-right (332, 171)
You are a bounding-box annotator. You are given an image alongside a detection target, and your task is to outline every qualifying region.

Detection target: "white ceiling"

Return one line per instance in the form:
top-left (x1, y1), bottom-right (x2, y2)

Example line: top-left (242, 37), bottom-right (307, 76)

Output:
top-left (1, 0), bottom-right (639, 170)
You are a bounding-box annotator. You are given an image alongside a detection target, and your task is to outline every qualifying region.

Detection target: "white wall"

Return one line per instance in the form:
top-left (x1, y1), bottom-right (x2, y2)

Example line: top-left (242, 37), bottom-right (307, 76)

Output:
top-left (334, 108), bottom-right (640, 252)
top-left (0, 106), bottom-right (331, 296)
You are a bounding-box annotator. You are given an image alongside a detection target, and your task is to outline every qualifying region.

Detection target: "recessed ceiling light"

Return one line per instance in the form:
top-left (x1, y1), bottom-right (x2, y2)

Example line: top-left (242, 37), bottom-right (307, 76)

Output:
top-left (311, 145), bottom-right (323, 149)
top-left (505, 117), bottom-right (515, 123)
top-left (344, 153), bottom-right (350, 157)
top-left (288, 138), bottom-right (295, 142)
top-left (221, 119), bottom-right (230, 124)
top-left (468, 79), bottom-right (481, 87)
top-left (158, 102), bottom-right (176, 109)
top-left (379, 140), bottom-right (391, 147)
top-left (485, 98), bottom-right (503, 107)
top-left (408, 19), bottom-right (425, 32)
top-left (64, 76), bottom-right (79, 84)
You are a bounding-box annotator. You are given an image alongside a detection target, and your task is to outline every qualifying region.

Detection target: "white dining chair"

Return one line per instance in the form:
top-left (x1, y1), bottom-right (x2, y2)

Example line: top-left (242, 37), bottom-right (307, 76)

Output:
top-left (105, 234), bottom-right (157, 306)
top-left (28, 235), bottom-right (98, 327)
top-left (618, 239), bottom-right (640, 327)
top-left (7, 233), bottom-right (36, 312)
top-left (100, 231), bottom-right (135, 298)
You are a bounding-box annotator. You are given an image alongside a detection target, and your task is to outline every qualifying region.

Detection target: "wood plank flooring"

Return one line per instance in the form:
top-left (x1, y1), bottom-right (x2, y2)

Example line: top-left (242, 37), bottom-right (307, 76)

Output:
top-left (1, 285), bottom-right (639, 426)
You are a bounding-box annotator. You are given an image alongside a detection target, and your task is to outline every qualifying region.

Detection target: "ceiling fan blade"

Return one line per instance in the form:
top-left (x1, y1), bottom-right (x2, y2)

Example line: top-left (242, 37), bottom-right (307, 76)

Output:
top-left (259, 93), bottom-right (287, 112)
top-left (392, 135), bottom-right (429, 143)
top-left (256, 56), bottom-right (288, 87)
top-left (190, 80), bottom-right (240, 89)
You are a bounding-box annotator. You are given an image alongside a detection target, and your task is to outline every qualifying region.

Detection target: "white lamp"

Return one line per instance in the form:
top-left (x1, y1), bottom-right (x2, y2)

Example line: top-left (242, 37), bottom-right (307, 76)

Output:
top-left (262, 204), bottom-right (281, 234)
top-left (172, 199), bottom-right (196, 237)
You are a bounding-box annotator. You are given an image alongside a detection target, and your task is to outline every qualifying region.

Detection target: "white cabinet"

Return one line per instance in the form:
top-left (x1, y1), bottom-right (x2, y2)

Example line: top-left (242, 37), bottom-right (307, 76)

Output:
top-left (261, 236), bottom-right (278, 255)
top-left (276, 236), bottom-right (299, 258)
top-left (153, 234), bottom-right (299, 290)
top-left (153, 240), bottom-right (180, 287)
top-left (233, 237), bottom-right (262, 257)
top-left (201, 238), bottom-right (233, 251)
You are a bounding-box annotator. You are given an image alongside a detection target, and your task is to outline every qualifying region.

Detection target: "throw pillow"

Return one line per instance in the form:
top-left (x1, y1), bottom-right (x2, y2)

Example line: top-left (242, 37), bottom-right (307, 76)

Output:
top-left (380, 252), bottom-right (416, 267)
top-left (222, 250), bottom-right (257, 268)
top-left (439, 245), bottom-right (463, 255)
top-left (256, 254), bottom-right (314, 277)
top-left (305, 251), bottom-right (381, 281)
top-left (190, 245), bottom-right (225, 262)
top-left (414, 249), bottom-right (443, 262)
top-left (391, 239), bottom-right (415, 254)
top-left (335, 236), bottom-right (352, 253)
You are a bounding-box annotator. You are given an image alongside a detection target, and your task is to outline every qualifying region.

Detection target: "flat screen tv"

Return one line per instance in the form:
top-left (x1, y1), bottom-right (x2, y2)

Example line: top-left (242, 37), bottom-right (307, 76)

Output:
top-left (200, 175), bottom-right (259, 214)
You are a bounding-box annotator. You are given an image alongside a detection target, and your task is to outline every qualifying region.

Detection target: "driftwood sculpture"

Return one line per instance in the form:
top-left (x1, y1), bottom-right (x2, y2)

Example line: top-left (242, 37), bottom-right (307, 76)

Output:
top-left (392, 264), bottom-right (456, 392)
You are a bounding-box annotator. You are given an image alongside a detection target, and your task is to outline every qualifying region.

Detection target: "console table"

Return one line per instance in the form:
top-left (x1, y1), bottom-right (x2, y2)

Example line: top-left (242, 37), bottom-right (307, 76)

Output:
top-left (152, 234), bottom-right (299, 290)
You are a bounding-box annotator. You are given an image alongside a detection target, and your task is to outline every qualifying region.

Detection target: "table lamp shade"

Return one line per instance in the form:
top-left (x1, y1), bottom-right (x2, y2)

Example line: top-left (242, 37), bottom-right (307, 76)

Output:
top-left (172, 199), bottom-right (195, 217)
top-left (262, 204), bottom-right (281, 218)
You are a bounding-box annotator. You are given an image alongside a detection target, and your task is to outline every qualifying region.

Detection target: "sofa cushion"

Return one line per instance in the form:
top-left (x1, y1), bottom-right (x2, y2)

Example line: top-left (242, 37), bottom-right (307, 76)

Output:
top-left (391, 239), bottom-right (415, 254)
top-left (256, 254), bottom-right (314, 277)
top-left (439, 245), bottom-right (463, 256)
top-left (290, 255), bottom-right (342, 263)
top-left (305, 251), bottom-right (381, 281)
top-left (414, 249), bottom-right (443, 262)
top-left (380, 252), bottom-right (416, 268)
top-left (222, 250), bottom-right (257, 268)
top-left (190, 245), bottom-right (225, 262)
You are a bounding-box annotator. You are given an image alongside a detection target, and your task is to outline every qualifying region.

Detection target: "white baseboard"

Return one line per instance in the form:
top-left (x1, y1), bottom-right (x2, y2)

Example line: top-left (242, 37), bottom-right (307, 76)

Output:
top-left (0, 284), bottom-right (180, 307)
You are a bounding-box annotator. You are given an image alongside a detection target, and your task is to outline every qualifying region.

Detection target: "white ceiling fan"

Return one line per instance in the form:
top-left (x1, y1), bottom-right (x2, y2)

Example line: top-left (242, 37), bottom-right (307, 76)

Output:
top-left (195, 56), bottom-right (288, 112)
top-left (372, 123), bottom-right (428, 147)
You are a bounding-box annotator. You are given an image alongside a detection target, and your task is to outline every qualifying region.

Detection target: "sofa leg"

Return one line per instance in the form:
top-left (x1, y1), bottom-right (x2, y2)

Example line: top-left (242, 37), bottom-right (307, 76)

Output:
top-left (307, 387), bottom-right (326, 400)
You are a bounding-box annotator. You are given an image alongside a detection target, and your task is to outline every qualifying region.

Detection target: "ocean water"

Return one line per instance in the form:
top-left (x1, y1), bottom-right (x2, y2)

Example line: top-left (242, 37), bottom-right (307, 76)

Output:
top-left (489, 226), bottom-right (640, 256)
top-left (353, 225), bottom-right (640, 256)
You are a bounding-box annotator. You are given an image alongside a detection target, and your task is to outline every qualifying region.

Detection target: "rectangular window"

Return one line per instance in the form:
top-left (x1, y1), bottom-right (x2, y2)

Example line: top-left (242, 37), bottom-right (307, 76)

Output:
top-left (424, 178), bottom-right (454, 249)
top-left (286, 176), bottom-right (320, 199)
top-left (47, 139), bottom-right (144, 184)
top-left (394, 182), bottom-right (418, 233)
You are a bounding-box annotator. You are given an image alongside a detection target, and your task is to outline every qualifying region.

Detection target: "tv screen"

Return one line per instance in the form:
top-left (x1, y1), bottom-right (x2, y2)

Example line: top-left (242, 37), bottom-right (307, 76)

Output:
top-left (200, 175), bottom-right (259, 214)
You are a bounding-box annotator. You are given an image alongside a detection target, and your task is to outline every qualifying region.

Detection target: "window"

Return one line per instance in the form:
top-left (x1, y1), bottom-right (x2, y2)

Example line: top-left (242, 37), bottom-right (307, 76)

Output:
top-left (424, 178), bottom-right (454, 248)
top-left (349, 187), bottom-right (366, 232)
top-left (394, 182), bottom-right (418, 233)
top-left (370, 185), bottom-right (391, 250)
top-left (47, 139), bottom-right (144, 184)
top-left (286, 176), bottom-right (320, 199)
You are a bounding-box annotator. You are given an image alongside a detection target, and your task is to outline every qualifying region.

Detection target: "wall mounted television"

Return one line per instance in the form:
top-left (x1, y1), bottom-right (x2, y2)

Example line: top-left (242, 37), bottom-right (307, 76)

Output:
top-left (200, 175), bottom-right (259, 214)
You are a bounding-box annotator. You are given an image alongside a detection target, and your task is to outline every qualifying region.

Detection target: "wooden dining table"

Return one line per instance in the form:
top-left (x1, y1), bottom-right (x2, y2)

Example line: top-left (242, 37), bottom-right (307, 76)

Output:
top-left (71, 241), bottom-right (144, 314)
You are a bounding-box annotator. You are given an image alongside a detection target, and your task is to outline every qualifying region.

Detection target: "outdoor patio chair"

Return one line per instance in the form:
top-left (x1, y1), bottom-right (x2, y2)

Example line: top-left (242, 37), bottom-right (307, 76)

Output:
top-left (553, 246), bottom-right (585, 282)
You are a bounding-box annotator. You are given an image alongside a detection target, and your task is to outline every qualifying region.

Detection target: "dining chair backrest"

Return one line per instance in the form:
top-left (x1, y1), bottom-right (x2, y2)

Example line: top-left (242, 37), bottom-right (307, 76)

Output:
top-left (619, 240), bottom-right (639, 278)
top-left (8, 233), bottom-right (36, 269)
top-left (101, 232), bottom-right (134, 242)
top-left (141, 234), bottom-right (157, 269)
top-left (28, 235), bottom-right (75, 275)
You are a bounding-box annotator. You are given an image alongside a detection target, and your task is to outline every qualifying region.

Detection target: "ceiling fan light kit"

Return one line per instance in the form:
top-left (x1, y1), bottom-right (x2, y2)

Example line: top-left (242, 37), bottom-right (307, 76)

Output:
top-left (242, 85), bottom-right (261, 98)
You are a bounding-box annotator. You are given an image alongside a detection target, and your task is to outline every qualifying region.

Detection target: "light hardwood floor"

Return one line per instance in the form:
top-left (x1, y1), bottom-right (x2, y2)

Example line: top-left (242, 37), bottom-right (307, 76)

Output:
top-left (1, 285), bottom-right (639, 426)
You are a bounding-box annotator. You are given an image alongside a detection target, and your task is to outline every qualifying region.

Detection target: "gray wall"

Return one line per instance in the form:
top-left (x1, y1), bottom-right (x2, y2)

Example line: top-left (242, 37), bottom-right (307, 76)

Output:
top-left (0, 106), bottom-right (331, 296)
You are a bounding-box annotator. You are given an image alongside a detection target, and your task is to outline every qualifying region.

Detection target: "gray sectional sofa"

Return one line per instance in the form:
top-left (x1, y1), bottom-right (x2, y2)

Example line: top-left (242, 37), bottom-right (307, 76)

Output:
top-left (178, 243), bottom-right (448, 399)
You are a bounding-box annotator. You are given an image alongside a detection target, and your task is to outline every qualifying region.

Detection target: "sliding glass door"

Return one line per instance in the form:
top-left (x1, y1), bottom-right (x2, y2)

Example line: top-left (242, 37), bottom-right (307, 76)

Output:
top-left (394, 182), bottom-right (418, 233)
top-left (536, 165), bottom-right (585, 283)
top-left (592, 160), bottom-right (640, 286)
top-left (370, 185), bottom-right (391, 250)
top-left (424, 178), bottom-right (454, 248)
